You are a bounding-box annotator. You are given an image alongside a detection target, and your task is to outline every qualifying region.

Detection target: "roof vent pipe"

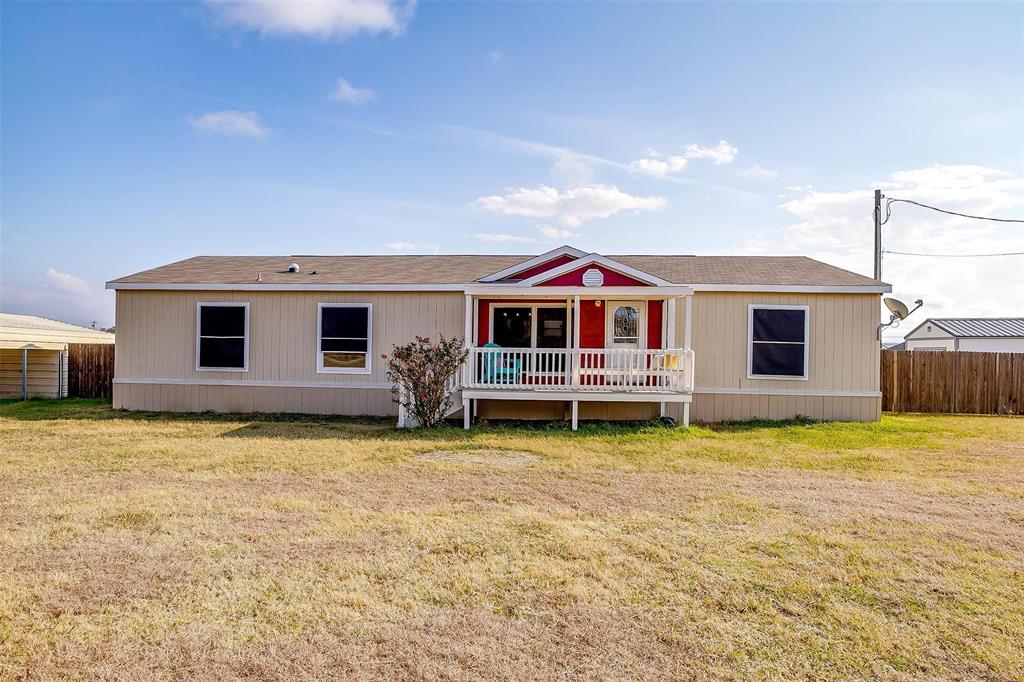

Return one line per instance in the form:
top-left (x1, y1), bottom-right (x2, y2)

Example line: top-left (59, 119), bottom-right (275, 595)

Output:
top-left (287, 263), bottom-right (300, 273)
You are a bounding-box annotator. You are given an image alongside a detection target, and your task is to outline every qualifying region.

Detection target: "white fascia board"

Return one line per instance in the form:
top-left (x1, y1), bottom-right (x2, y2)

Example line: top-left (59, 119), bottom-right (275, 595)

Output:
top-left (106, 282), bottom-right (467, 292)
top-left (691, 283), bottom-right (891, 294)
top-left (463, 285), bottom-right (694, 297)
top-left (477, 245), bottom-right (587, 282)
top-left (107, 281), bottom-right (889, 294)
top-left (518, 253), bottom-right (673, 287)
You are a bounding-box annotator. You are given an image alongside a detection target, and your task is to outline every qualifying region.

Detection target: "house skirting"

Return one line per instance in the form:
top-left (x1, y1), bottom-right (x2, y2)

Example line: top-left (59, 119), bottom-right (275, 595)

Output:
top-left (677, 392), bottom-right (881, 423)
top-left (113, 381), bottom-right (397, 416)
top-left (113, 380), bottom-right (881, 423)
top-left (476, 399), bottom-right (662, 422)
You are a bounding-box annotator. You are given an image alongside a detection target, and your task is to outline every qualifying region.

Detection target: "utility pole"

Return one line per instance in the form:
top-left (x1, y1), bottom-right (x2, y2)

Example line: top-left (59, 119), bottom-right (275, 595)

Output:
top-left (873, 189), bottom-right (882, 281)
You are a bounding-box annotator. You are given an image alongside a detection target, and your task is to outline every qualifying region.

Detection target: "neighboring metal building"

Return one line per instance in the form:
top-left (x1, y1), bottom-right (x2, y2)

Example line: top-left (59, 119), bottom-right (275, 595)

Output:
top-left (0, 313), bottom-right (115, 398)
top-left (902, 318), bottom-right (1024, 353)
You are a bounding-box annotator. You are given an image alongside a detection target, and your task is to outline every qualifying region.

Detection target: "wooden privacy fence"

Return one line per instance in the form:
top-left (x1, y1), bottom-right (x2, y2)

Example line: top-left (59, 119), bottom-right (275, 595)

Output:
top-left (881, 350), bottom-right (1024, 415)
top-left (68, 343), bottom-right (115, 399)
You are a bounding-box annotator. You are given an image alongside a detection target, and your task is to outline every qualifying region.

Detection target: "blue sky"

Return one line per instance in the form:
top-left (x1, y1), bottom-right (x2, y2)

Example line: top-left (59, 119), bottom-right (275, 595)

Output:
top-left (2, 1), bottom-right (1022, 330)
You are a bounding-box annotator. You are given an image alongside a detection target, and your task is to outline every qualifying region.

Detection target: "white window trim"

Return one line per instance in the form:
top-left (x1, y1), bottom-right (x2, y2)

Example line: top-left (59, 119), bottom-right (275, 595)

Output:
top-left (317, 303), bottom-right (372, 375)
top-left (196, 302), bottom-right (250, 372)
top-left (487, 302), bottom-right (571, 349)
top-left (605, 300), bottom-right (648, 348)
top-left (747, 304), bottom-right (810, 381)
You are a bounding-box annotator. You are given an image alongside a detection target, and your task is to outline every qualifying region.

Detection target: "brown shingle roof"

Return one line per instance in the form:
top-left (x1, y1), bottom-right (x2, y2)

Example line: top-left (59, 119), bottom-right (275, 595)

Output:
top-left (108, 254), bottom-right (885, 287)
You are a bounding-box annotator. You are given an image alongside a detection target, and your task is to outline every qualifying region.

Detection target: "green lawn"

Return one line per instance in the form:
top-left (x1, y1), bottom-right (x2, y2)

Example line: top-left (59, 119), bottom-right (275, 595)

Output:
top-left (1, 399), bottom-right (1022, 680)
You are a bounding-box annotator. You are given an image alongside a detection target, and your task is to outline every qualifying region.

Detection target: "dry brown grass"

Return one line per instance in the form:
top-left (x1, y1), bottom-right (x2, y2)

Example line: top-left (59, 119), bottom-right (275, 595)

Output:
top-left (1, 401), bottom-right (1022, 681)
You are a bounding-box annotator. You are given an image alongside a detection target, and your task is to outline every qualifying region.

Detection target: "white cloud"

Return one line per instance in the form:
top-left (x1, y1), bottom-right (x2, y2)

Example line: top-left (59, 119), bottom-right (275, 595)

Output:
top-left (488, 50), bottom-right (503, 63)
top-left (473, 233), bottom-right (539, 243)
top-left (206, 0), bottom-right (415, 40)
top-left (684, 140), bottom-right (738, 165)
top-left (537, 225), bottom-right (574, 240)
top-left (386, 241), bottom-right (437, 252)
top-left (329, 77), bottom-right (376, 105)
top-left (747, 164), bottom-right (1024, 329)
top-left (629, 155), bottom-right (688, 177)
top-left (1, 268), bottom-right (113, 327)
top-left (447, 125), bottom-right (754, 198)
top-left (186, 110), bottom-right (268, 138)
top-left (46, 268), bottom-right (92, 296)
top-left (471, 184), bottom-right (666, 228)
top-left (737, 164), bottom-right (777, 180)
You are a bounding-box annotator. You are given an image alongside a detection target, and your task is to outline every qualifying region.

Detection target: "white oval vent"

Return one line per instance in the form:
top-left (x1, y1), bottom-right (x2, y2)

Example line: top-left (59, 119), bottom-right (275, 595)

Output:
top-left (582, 268), bottom-right (604, 287)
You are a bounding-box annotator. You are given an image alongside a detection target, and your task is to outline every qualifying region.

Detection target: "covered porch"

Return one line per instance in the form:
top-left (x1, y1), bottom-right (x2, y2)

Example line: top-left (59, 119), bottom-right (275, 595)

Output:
top-left (460, 283), bottom-right (696, 429)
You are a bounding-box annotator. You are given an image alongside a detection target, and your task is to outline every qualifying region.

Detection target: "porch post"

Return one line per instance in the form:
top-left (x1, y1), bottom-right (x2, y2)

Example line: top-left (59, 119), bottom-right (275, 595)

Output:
top-left (572, 295), bottom-right (581, 388)
top-left (571, 400), bottom-right (579, 431)
top-left (464, 294), bottom-right (473, 345)
top-left (666, 298), bottom-right (677, 347)
top-left (684, 293), bottom-right (692, 350)
top-left (683, 403), bottom-right (690, 428)
top-left (572, 295), bottom-right (581, 348)
top-left (464, 398), bottom-right (471, 429)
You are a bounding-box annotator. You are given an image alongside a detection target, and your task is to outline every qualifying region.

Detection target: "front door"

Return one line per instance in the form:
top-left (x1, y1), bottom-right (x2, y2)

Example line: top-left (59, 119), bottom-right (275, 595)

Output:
top-left (605, 301), bottom-right (644, 384)
top-left (606, 301), bottom-right (644, 349)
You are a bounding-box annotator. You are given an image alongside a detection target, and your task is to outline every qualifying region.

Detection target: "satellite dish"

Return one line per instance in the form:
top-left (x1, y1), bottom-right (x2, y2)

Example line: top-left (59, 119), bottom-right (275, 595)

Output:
top-left (884, 298), bottom-right (910, 320)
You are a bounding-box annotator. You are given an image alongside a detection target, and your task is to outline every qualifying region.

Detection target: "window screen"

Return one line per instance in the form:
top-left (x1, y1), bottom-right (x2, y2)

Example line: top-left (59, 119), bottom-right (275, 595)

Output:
top-left (750, 307), bottom-right (807, 378)
top-left (319, 305), bottom-right (371, 371)
top-left (197, 304), bottom-right (247, 370)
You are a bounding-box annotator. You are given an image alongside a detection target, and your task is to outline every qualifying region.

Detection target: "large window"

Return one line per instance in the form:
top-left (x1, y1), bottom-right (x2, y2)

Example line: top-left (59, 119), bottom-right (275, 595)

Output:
top-left (748, 305), bottom-right (809, 379)
top-left (318, 303), bottom-right (371, 373)
top-left (490, 305), bottom-right (568, 348)
top-left (196, 303), bottom-right (249, 371)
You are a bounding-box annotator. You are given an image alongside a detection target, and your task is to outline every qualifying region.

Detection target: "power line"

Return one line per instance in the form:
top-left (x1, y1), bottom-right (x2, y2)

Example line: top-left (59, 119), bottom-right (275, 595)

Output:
top-left (881, 197), bottom-right (1024, 225)
top-left (884, 249), bottom-right (1024, 258)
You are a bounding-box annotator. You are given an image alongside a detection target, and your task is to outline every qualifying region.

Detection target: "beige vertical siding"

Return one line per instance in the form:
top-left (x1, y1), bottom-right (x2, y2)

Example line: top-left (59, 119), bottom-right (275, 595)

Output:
top-left (0, 348), bottom-right (66, 399)
top-left (666, 291), bottom-right (881, 422)
top-left (114, 290), bottom-right (464, 414)
top-left (113, 382), bottom-right (396, 416)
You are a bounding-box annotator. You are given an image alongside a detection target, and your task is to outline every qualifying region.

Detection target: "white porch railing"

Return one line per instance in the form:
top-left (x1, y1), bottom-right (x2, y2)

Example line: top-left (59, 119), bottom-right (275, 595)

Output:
top-left (464, 347), bottom-right (694, 393)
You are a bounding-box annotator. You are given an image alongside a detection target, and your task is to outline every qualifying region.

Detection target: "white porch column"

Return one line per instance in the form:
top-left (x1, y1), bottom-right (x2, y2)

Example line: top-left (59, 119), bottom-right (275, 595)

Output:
top-left (684, 293), bottom-right (692, 350)
top-left (572, 295), bottom-right (581, 348)
top-left (464, 398), bottom-right (471, 429)
top-left (683, 403), bottom-right (690, 428)
top-left (572, 295), bottom-right (581, 388)
top-left (571, 400), bottom-right (579, 431)
top-left (464, 294), bottom-right (474, 345)
top-left (666, 298), bottom-right (677, 347)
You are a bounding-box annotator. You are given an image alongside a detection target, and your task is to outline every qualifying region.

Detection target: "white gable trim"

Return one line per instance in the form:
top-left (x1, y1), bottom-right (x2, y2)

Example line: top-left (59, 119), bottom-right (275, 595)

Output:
top-left (518, 253), bottom-right (672, 287)
top-left (477, 245), bottom-right (587, 282)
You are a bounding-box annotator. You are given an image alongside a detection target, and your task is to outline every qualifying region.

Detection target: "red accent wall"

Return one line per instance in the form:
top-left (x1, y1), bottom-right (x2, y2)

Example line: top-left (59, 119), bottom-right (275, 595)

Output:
top-left (580, 300), bottom-right (605, 348)
top-left (498, 254), bottom-right (577, 281)
top-left (538, 264), bottom-right (650, 287)
top-left (647, 300), bottom-right (663, 349)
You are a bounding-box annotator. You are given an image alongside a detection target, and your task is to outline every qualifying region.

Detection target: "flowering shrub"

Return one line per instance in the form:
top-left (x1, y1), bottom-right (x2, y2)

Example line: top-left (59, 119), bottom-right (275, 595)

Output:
top-left (385, 335), bottom-right (469, 428)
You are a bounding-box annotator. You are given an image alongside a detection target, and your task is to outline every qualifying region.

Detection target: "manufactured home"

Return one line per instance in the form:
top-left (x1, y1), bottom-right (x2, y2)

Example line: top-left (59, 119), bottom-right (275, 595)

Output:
top-left (106, 246), bottom-right (890, 427)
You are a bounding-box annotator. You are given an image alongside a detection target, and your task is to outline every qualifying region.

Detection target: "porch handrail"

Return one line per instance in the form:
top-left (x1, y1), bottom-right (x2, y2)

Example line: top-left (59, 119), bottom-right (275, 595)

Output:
top-left (464, 347), bottom-right (694, 393)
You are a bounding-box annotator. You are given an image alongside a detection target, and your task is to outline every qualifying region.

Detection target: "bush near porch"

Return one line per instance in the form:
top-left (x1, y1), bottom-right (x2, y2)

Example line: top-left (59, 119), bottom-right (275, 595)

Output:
top-left (1, 400), bottom-right (1022, 680)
